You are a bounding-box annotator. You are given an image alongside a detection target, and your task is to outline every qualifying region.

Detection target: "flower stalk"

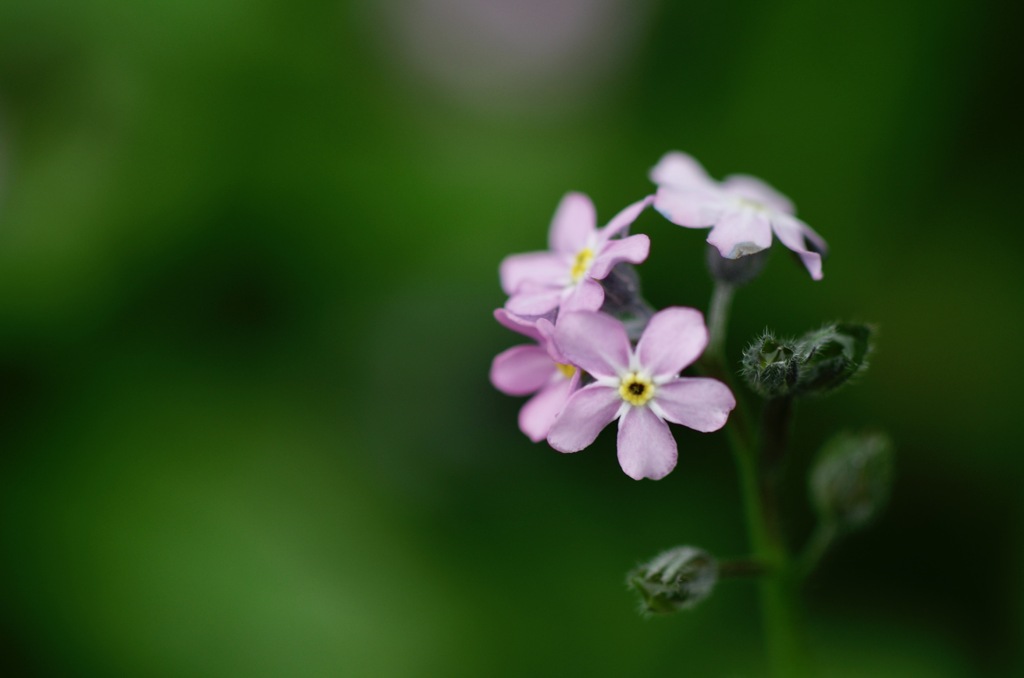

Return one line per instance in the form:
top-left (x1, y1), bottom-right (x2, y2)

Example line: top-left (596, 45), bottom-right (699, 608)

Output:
top-left (705, 281), bottom-right (807, 677)
top-left (706, 282), bottom-right (734, 362)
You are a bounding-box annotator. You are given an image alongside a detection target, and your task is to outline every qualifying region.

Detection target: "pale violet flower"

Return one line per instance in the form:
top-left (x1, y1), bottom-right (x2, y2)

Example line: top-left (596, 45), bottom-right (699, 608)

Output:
top-left (651, 152), bottom-right (828, 280)
top-left (547, 307), bottom-right (735, 480)
top-left (490, 309), bottom-right (580, 442)
top-left (500, 192), bottom-right (652, 316)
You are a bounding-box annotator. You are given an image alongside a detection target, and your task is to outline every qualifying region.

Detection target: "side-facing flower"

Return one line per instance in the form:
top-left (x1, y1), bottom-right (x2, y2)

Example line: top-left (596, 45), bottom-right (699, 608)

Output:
top-left (650, 151), bottom-right (828, 280)
top-left (500, 192), bottom-right (653, 316)
top-left (546, 307), bottom-right (735, 480)
top-left (489, 309), bottom-right (581, 442)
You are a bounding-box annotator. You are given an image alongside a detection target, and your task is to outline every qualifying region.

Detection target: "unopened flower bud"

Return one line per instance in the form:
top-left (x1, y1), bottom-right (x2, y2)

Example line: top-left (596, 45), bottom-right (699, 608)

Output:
top-left (793, 323), bottom-right (872, 396)
top-left (741, 331), bottom-right (800, 398)
top-left (810, 431), bottom-right (894, 532)
top-left (627, 546), bottom-right (718, 615)
top-left (706, 244), bottom-right (768, 286)
top-left (599, 263), bottom-right (656, 340)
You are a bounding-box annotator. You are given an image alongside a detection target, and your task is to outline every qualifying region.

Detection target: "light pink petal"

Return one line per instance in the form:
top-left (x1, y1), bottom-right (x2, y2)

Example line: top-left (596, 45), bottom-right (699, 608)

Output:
top-left (534, 318), bottom-right (567, 363)
top-left (601, 195), bottom-right (653, 239)
top-left (553, 311), bottom-right (630, 378)
top-left (493, 308), bottom-right (543, 343)
top-left (548, 192), bottom-right (596, 254)
top-left (500, 251), bottom-right (567, 295)
top-left (706, 208), bottom-right (773, 259)
top-left (560, 278), bottom-right (605, 312)
top-left (589, 234), bottom-right (650, 279)
top-left (546, 384), bottom-right (622, 453)
top-left (651, 377), bottom-right (735, 433)
top-left (636, 307), bottom-right (708, 377)
top-left (653, 186), bottom-right (727, 227)
top-left (721, 174), bottom-right (794, 215)
top-left (801, 219), bottom-right (828, 256)
top-left (617, 406), bottom-right (677, 480)
top-left (490, 345), bottom-right (556, 395)
top-left (774, 211), bottom-right (829, 256)
top-left (519, 378), bottom-right (574, 442)
top-left (649, 152), bottom-right (715, 191)
top-left (505, 287), bottom-right (564, 316)
top-left (771, 213), bottom-right (825, 281)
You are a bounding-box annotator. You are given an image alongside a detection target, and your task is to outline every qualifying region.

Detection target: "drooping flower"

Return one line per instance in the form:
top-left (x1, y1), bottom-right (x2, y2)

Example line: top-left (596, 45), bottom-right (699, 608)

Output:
top-left (500, 192), bottom-right (653, 316)
top-left (650, 151), bottom-right (828, 280)
top-left (546, 307), bottom-right (735, 480)
top-left (489, 309), bottom-right (581, 442)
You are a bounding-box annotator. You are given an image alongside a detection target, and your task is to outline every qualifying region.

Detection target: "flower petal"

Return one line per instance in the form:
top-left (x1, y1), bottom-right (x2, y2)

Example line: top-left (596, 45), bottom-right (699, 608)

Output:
top-left (601, 195), bottom-right (653, 239)
top-left (771, 213), bottom-right (825, 281)
top-left (636, 307), bottom-right (708, 377)
top-left (651, 377), bottom-right (735, 433)
top-left (553, 311), bottom-right (630, 378)
top-left (505, 286), bottom-right (564, 316)
top-left (548, 192), bottom-right (596, 254)
top-left (500, 251), bottom-right (567, 295)
top-left (560, 277), bottom-right (606, 312)
top-left (653, 186), bottom-right (726, 227)
top-left (493, 308), bottom-right (543, 343)
top-left (519, 378), bottom-right (574, 442)
top-left (617, 406), bottom-right (677, 480)
top-left (589, 234), bottom-right (650, 280)
top-left (706, 207), bottom-right (773, 259)
top-left (490, 345), bottom-right (556, 395)
top-left (649, 152), bottom-right (715, 191)
top-left (546, 384), bottom-right (621, 453)
top-left (721, 174), bottom-right (794, 215)
top-left (534, 318), bottom-right (567, 363)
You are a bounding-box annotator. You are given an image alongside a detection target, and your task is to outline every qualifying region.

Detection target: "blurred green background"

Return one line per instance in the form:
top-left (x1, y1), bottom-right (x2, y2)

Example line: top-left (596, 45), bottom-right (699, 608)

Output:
top-left (1, 1), bottom-right (1021, 676)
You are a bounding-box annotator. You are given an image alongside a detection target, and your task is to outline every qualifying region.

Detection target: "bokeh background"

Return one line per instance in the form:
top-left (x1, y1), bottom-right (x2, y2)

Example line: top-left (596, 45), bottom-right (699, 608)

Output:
top-left (1, 1), bottom-right (1021, 676)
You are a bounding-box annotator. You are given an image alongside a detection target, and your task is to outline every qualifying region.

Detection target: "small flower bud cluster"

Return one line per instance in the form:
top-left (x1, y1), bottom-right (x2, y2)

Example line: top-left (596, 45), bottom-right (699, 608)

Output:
top-left (627, 546), bottom-right (718, 615)
top-left (741, 323), bottom-right (873, 398)
top-left (741, 331), bottom-right (800, 398)
top-left (796, 323), bottom-right (872, 395)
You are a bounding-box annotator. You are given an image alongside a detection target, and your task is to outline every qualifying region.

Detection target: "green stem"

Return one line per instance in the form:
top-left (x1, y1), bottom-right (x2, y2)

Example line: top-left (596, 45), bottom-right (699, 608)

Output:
top-left (798, 522), bottom-right (838, 579)
top-left (706, 282), bottom-right (734, 361)
top-left (703, 282), bottom-right (807, 677)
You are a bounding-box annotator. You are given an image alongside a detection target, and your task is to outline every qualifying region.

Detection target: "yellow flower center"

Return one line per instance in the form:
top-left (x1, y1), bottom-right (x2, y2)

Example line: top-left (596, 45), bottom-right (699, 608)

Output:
top-left (555, 363), bottom-right (576, 379)
top-left (570, 248), bottom-right (594, 282)
top-left (619, 372), bottom-right (655, 407)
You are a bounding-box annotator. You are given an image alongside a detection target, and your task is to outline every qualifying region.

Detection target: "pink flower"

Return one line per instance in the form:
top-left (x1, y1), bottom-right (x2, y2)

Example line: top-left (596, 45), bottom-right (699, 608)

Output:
top-left (490, 309), bottom-right (581, 442)
top-left (500, 192), bottom-right (653, 316)
top-left (547, 307), bottom-right (735, 480)
top-left (651, 152), bottom-right (828, 280)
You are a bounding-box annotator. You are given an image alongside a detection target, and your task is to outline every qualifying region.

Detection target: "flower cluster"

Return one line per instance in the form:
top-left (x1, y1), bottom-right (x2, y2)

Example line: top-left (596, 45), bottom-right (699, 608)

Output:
top-left (490, 152), bottom-right (828, 480)
top-left (489, 152), bottom-right (889, 631)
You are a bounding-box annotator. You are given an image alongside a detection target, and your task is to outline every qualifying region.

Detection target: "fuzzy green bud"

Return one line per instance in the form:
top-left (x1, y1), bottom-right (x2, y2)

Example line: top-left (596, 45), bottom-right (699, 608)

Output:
top-left (627, 546), bottom-right (718, 615)
top-left (810, 431), bottom-right (894, 532)
top-left (743, 323), bottom-right (873, 399)
top-left (794, 323), bottom-right (872, 396)
top-left (741, 331), bottom-right (801, 398)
